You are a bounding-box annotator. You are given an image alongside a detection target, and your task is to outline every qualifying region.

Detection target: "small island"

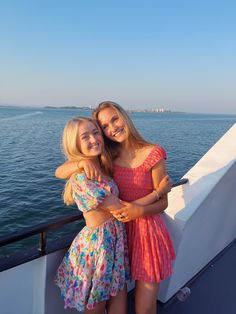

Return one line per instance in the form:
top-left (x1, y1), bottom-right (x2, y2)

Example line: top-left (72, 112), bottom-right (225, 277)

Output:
top-left (44, 106), bottom-right (93, 110)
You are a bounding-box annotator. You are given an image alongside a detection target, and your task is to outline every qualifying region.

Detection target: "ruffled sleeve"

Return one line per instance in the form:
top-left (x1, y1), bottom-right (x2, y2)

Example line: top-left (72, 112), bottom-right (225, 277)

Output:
top-left (70, 173), bottom-right (110, 212)
top-left (143, 145), bottom-right (167, 172)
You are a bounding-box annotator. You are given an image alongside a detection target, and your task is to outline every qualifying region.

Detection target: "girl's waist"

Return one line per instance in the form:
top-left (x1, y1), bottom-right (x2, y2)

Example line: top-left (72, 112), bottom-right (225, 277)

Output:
top-left (83, 210), bottom-right (114, 228)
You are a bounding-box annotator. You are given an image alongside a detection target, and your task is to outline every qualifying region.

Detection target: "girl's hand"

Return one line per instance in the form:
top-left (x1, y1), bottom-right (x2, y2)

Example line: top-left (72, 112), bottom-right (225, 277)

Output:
top-left (110, 202), bottom-right (144, 222)
top-left (79, 160), bottom-right (102, 182)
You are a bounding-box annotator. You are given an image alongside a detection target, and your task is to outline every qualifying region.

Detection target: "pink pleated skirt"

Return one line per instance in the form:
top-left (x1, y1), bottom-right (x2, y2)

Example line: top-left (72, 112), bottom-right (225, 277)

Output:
top-left (126, 213), bottom-right (175, 283)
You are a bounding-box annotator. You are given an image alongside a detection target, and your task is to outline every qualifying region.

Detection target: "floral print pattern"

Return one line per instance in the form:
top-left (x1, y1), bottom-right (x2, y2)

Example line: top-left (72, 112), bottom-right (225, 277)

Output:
top-left (55, 173), bottom-right (130, 312)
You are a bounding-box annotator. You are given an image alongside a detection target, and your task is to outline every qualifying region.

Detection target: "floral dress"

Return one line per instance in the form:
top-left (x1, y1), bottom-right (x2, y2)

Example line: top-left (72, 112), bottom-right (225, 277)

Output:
top-left (55, 173), bottom-right (130, 312)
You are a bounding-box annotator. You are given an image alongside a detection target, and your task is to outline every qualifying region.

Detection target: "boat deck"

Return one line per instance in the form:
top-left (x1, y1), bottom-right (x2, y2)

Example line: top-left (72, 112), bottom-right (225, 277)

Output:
top-left (0, 234), bottom-right (235, 314)
top-left (127, 239), bottom-right (236, 314)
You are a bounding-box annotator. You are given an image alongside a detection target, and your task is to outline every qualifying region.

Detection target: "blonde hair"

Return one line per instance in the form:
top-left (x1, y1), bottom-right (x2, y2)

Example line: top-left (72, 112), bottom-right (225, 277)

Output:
top-left (62, 117), bottom-right (112, 205)
top-left (92, 101), bottom-right (151, 158)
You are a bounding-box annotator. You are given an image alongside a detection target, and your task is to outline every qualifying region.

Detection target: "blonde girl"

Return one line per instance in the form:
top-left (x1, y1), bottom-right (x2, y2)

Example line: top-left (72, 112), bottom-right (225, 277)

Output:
top-left (55, 117), bottom-right (130, 314)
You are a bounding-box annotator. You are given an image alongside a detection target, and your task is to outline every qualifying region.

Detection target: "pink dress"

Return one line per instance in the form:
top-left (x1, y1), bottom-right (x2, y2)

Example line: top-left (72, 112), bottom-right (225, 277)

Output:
top-left (113, 145), bottom-right (175, 283)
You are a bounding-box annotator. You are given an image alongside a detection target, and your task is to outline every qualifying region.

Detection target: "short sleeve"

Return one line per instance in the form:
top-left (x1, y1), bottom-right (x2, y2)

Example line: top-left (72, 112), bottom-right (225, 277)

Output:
top-left (71, 173), bottom-right (110, 212)
top-left (143, 145), bottom-right (167, 171)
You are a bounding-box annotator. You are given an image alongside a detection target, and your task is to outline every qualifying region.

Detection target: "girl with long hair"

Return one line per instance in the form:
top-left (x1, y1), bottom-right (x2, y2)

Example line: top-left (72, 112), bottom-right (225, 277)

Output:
top-left (55, 105), bottom-right (175, 314)
top-left (55, 117), bottom-right (130, 314)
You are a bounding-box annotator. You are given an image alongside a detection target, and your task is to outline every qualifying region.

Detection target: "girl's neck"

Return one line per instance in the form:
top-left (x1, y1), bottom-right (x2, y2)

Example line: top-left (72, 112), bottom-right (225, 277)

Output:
top-left (120, 139), bottom-right (134, 150)
top-left (119, 139), bottom-right (140, 153)
top-left (118, 142), bottom-right (141, 162)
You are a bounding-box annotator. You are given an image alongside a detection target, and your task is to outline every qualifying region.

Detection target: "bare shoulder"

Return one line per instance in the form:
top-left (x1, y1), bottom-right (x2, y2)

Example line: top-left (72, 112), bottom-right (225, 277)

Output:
top-left (138, 144), bottom-right (155, 158)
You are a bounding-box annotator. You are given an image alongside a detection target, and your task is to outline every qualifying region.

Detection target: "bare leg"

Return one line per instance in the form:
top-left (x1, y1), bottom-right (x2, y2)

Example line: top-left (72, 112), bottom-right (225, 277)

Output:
top-left (84, 300), bottom-right (106, 314)
top-left (135, 280), bottom-right (159, 314)
top-left (106, 286), bottom-right (127, 314)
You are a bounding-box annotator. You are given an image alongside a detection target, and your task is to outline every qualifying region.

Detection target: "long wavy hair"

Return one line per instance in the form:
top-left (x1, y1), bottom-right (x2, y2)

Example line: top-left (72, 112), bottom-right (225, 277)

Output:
top-left (92, 101), bottom-right (151, 158)
top-left (62, 117), bottom-right (112, 205)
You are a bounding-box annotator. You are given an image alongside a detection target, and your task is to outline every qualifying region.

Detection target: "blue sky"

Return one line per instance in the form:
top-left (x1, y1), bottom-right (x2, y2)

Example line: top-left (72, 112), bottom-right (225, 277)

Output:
top-left (0, 0), bottom-right (235, 114)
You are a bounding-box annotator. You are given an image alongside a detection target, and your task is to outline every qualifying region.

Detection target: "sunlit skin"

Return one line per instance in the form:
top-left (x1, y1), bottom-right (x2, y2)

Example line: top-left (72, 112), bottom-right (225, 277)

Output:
top-left (78, 121), bottom-right (103, 157)
top-left (97, 107), bottom-right (128, 143)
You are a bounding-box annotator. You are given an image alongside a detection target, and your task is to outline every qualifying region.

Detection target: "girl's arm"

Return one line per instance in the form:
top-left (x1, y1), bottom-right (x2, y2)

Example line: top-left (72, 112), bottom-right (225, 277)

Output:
top-left (133, 175), bottom-right (171, 206)
top-left (111, 159), bottom-right (169, 221)
top-left (58, 159), bottom-right (170, 220)
top-left (103, 175), bottom-right (170, 218)
top-left (55, 160), bottom-right (102, 181)
top-left (102, 171), bottom-right (171, 214)
top-left (55, 161), bottom-right (78, 179)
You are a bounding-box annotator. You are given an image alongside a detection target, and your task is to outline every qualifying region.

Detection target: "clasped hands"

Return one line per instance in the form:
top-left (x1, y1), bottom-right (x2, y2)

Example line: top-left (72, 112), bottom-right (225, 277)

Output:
top-left (110, 202), bottom-right (144, 223)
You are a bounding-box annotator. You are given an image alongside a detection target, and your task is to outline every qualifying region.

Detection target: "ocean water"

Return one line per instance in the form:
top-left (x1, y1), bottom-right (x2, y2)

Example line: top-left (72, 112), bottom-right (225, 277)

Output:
top-left (1, 106), bottom-right (236, 256)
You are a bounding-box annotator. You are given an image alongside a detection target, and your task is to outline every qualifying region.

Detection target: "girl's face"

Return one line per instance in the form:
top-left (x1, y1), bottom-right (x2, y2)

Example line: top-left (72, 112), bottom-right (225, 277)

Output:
top-left (78, 121), bottom-right (103, 157)
top-left (97, 107), bottom-right (127, 143)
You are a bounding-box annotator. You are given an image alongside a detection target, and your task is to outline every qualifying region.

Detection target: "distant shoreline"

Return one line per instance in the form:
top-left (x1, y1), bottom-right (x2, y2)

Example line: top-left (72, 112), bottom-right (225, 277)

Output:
top-left (0, 104), bottom-right (175, 113)
top-left (1, 104), bottom-right (235, 116)
top-left (44, 106), bottom-right (176, 113)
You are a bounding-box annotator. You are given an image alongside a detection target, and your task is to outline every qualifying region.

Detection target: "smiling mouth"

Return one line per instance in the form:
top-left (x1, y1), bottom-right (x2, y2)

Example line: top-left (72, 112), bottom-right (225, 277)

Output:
top-left (112, 128), bottom-right (124, 137)
top-left (90, 143), bottom-right (100, 150)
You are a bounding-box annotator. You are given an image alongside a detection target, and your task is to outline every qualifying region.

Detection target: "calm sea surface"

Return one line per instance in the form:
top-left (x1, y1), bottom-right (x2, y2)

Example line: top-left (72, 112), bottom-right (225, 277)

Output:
top-left (1, 106), bottom-right (236, 256)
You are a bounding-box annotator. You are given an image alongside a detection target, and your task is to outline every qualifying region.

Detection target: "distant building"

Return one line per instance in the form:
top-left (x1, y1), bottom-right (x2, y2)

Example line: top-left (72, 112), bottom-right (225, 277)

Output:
top-left (127, 107), bottom-right (171, 113)
top-left (154, 107), bottom-right (171, 113)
